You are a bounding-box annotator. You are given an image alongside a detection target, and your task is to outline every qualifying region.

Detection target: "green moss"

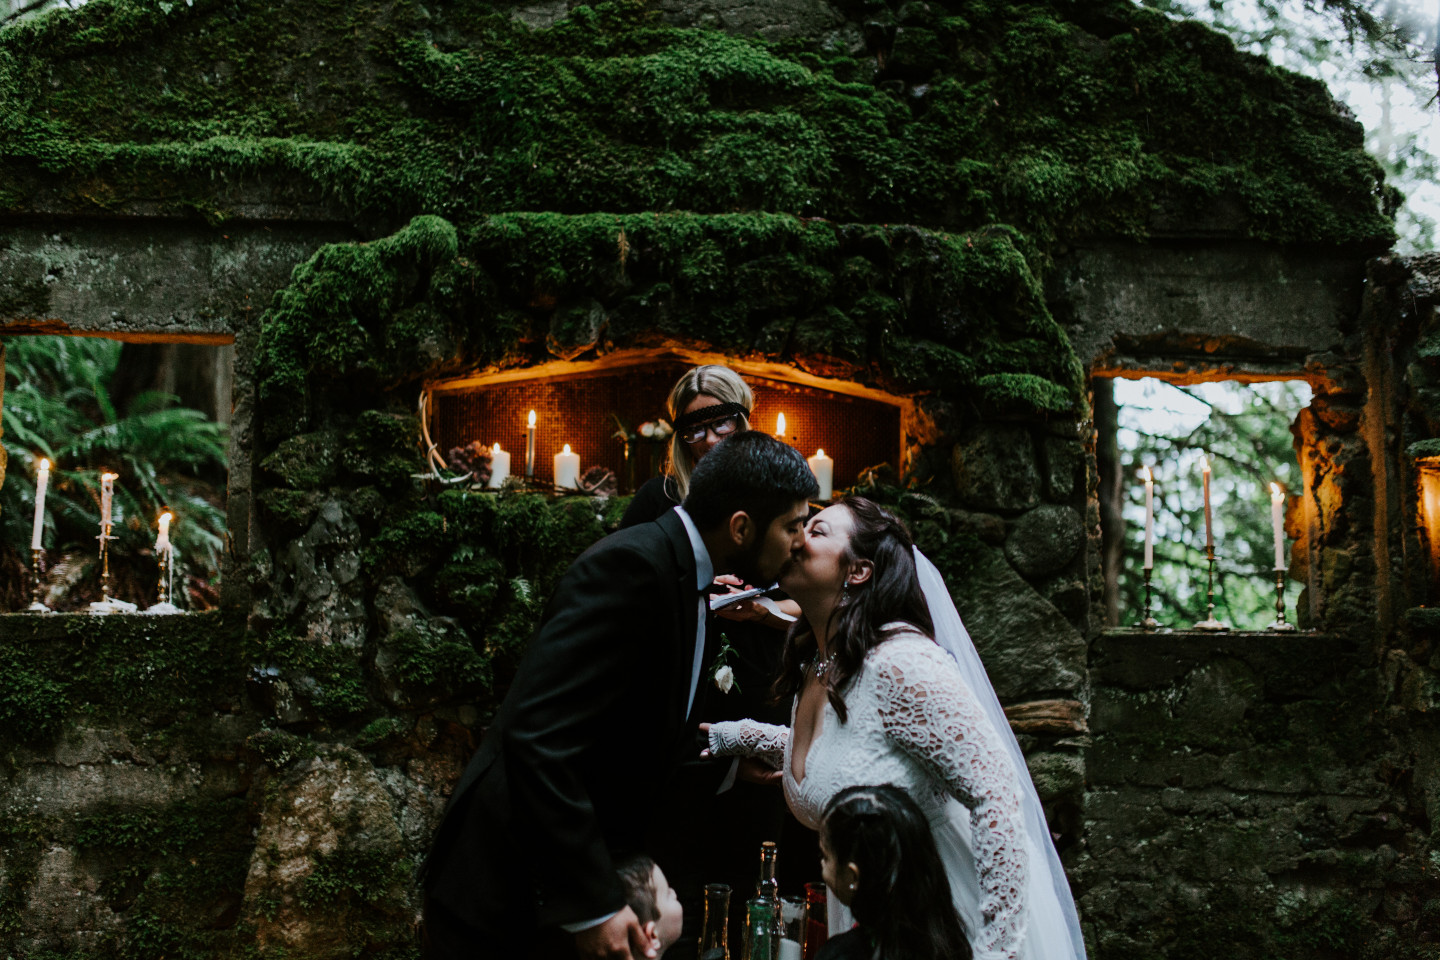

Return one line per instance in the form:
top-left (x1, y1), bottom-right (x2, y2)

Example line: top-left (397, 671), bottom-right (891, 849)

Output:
top-left (1407, 438), bottom-right (1440, 461)
top-left (245, 627), bottom-right (369, 720)
top-left (298, 844), bottom-right (409, 909)
top-left (355, 715), bottom-right (410, 750)
top-left (342, 409), bottom-right (423, 490)
top-left (387, 620), bottom-right (492, 690)
top-left (247, 726), bottom-right (320, 767)
top-left (259, 430), bottom-right (340, 490)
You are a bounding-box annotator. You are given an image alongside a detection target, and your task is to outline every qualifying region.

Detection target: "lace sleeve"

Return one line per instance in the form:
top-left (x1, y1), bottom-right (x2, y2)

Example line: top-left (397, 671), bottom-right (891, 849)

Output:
top-left (871, 640), bottom-right (1029, 960)
top-left (707, 719), bottom-right (788, 767)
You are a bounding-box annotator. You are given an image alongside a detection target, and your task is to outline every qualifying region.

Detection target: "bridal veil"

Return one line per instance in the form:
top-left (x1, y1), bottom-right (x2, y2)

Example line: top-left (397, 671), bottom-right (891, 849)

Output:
top-left (914, 547), bottom-right (1088, 960)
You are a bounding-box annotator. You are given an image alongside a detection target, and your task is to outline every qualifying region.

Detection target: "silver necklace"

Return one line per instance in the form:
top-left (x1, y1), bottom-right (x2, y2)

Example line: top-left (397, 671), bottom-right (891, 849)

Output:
top-left (812, 649), bottom-right (837, 677)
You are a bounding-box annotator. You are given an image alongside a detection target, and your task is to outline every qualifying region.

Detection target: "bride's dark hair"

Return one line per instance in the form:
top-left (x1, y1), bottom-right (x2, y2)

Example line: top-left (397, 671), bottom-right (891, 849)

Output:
top-left (774, 496), bottom-right (934, 722)
top-left (821, 784), bottom-right (973, 960)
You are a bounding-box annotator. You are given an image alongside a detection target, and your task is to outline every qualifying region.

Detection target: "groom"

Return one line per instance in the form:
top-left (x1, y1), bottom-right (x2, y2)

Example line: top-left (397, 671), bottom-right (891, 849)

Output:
top-left (421, 431), bottom-right (818, 960)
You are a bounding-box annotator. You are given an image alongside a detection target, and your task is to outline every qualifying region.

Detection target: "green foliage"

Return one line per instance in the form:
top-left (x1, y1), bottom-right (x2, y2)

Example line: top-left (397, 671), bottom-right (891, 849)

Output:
top-left (387, 620), bottom-right (491, 689)
top-left (1115, 379), bottom-right (1312, 629)
top-left (246, 726), bottom-right (319, 767)
top-left (1, 336), bottom-right (229, 606)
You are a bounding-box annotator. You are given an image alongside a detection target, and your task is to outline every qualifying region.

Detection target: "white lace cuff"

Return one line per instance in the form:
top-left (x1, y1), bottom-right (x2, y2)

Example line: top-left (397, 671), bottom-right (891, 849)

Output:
top-left (707, 719), bottom-right (788, 766)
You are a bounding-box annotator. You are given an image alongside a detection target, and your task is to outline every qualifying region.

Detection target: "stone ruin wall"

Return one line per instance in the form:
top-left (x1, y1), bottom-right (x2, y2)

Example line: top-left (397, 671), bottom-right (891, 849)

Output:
top-left (1, 1), bottom-right (1437, 958)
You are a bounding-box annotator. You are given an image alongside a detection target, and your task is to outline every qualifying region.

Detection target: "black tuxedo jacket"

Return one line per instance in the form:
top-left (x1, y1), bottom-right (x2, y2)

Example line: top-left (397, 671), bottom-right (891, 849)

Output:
top-left (423, 508), bottom-right (713, 934)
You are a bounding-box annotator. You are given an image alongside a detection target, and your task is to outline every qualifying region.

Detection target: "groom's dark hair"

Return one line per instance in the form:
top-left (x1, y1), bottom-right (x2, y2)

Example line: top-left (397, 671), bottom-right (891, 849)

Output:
top-left (684, 431), bottom-right (818, 531)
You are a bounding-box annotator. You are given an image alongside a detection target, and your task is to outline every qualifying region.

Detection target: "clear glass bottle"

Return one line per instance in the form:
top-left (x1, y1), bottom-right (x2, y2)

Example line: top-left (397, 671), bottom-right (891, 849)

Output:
top-left (699, 883), bottom-right (732, 960)
top-left (742, 842), bottom-right (781, 960)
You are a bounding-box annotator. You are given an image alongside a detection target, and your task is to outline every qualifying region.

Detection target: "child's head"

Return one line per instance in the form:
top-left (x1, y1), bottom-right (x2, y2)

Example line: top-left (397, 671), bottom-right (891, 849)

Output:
top-left (615, 854), bottom-right (684, 956)
top-left (820, 784), bottom-right (972, 960)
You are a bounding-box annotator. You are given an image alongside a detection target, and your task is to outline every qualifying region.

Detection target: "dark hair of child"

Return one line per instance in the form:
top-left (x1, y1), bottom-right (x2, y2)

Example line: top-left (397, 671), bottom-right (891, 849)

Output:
top-left (820, 784), bottom-right (973, 960)
top-left (614, 853), bottom-right (660, 926)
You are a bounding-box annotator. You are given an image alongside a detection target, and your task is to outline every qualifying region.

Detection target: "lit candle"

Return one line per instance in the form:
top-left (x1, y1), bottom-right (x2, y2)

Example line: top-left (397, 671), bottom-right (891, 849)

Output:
top-left (1270, 482), bottom-right (1285, 570)
top-left (554, 443), bottom-right (580, 490)
top-left (1201, 456), bottom-right (1214, 551)
top-left (807, 448), bottom-right (834, 500)
top-left (488, 443), bottom-right (510, 489)
top-left (100, 472), bottom-right (118, 528)
top-left (525, 410), bottom-right (537, 477)
top-left (30, 458), bottom-right (49, 550)
top-left (1142, 465), bottom-right (1154, 570)
top-left (156, 511), bottom-right (173, 555)
top-left (775, 412), bottom-right (787, 441)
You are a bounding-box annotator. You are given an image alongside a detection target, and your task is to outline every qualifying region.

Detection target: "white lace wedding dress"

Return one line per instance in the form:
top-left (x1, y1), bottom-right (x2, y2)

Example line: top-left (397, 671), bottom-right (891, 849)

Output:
top-left (708, 627), bottom-right (1076, 960)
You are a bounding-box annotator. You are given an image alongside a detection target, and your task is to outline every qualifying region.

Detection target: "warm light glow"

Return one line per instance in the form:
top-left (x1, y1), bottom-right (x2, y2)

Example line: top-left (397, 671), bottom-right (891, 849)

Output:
top-left (492, 443), bottom-right (502, 453)
top-left (816, 448), bottom-right (824, 457)
top-left (160, 511), bottom-right (173, 525)
top-left (1201, 456), bottom-right (1210, 474)
top-left (562, 444), bottom-right (572, 455)
top-left (775, 412), bottom-right (787, 437)
top-left (38, 459), bottom-right (49, 471)
top-left (527, 410), bottom-right (537, 428)
top-left (102, 472), bottom-right (118, 481)
top-left (1141, 465), bottom-right (1152, 483)
top-left (1270, 482), bottom-right (1283, 501)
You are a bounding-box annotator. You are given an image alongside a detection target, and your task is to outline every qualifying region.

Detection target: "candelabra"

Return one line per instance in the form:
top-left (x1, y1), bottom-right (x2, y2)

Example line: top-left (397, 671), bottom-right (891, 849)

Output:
top-left (1268, 568), bottom-right (1296, 631)
top-left (1192, 546), bottom-right (1230, 631)
top-left (1138, 567), bottom-right (1160, 631)
top-left (27, 547), bottom-right (50, 612)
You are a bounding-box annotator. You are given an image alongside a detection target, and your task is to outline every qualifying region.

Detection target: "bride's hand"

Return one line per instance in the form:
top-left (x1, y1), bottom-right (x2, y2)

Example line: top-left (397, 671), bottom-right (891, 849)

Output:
top-left (699, 722), bottom-right (712, 757)
top-left (737, 757), bottom-right (783, 786)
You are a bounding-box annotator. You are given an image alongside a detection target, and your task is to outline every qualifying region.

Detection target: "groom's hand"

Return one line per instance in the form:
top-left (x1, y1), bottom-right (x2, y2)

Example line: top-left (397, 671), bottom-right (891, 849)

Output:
top-left (574, 906), bottom-right (658, 960)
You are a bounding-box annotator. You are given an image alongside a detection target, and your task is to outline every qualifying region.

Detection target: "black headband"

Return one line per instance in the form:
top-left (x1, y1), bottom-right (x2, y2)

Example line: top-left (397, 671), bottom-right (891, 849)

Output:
top-left (671, 401), bottom-right (750, 434)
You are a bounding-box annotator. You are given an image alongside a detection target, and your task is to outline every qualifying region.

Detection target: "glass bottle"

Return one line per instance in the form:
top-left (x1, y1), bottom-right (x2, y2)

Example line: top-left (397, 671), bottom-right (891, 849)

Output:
top-left (700, 884), bottom-right (732, 960)
top-left (742, 842), bottom-right (780, 960)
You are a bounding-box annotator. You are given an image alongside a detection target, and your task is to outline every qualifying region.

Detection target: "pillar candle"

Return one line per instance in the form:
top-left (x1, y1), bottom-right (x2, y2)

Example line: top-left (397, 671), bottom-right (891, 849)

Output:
top-left (1142, 465), bottom-right (1154, 570)
top-left (488, 443), bottom-right (510, 489)
top-left (30, 459), bottom-right (49, 550)
top-left (1270, 482), bottom-right (1285, 570)
top-left (100, 472), bottom-right (117, 528)
top-left (525, 410), bottom-right (537, 477)
top-left (554, 443), bottom-right (580, 490)
top-left (1201, 456), bottom-right (1214, 551)
top-left (156, 511), bottom-right (172, 554)
top-left (808, 449), bottom-right (834, 500)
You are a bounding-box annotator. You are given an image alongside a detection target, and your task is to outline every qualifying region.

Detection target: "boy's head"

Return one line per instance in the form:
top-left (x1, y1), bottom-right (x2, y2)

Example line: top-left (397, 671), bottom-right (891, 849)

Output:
top-left (615, 854), bottom-right (683, 956)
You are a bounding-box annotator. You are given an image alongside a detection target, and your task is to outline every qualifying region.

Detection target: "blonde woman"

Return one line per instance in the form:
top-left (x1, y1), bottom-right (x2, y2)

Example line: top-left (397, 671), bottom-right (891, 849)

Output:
top-left (620, 364), bottom-right (755, 525)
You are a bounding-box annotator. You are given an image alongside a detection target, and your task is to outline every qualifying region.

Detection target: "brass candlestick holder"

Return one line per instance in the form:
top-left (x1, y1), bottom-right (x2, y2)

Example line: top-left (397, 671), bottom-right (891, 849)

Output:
top-left (1268, 568), bottom-right (1295, 631)
top-left (1192, 546), bottom-right (1230, 631)
top-left (1138, 566), bottom-right (1160, 630)
top-left (146, 545), bottom-right (181, 615)
top-left (98, 522), bottom-right (113, 601)
top-left (27, 547), bottom-right (50, 612)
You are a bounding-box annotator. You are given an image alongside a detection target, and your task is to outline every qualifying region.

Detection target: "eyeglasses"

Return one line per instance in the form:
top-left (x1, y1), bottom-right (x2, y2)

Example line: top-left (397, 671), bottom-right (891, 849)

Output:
top-left (681, 415), bottom-right (741, 445)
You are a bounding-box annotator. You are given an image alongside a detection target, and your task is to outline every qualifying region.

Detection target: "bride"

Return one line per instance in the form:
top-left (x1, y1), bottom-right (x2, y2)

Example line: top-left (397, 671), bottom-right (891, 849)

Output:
top-left (703, 497), bottom-right (1086, 960)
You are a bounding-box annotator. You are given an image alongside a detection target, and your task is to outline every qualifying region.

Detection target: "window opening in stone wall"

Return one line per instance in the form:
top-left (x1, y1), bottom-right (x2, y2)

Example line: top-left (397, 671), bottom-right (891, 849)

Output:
top-left (1095, 376), bottom-right (1312, 631)
top-left (1, 335), bottom-right (232, 612)
top-left (427, 358), bottom-right (904, 495)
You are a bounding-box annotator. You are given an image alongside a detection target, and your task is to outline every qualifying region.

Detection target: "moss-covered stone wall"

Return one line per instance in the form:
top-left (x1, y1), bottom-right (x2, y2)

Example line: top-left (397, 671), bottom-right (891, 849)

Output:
top-left (0, 0), bottom-right (1416, 957)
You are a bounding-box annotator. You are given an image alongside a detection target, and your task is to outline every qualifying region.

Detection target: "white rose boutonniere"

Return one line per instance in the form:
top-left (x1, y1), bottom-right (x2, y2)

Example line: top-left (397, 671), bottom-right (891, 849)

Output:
top-left (709, 636), bottom-right (741, 694)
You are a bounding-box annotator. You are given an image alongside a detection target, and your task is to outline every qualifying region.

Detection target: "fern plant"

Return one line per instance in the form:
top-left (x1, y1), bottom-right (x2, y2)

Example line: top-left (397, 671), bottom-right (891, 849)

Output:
top-left (0, 336), bottom-right (229, 610)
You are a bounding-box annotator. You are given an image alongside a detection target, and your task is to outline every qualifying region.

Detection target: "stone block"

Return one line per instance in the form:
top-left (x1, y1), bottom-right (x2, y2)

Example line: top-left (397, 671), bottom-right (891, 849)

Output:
top-left (1025, 751), bottom-right (1085, 802)
top-left (1004, 504), bottom-right (1085, 578)
top-left (951, 544), bottom-right (1085, 700)
top-left (242, 747), bottom-right (409, 958)
top-left (951, 426), bottom-right (1040, 512)
top-left (1041, 435), bottom-right (1083, 501)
